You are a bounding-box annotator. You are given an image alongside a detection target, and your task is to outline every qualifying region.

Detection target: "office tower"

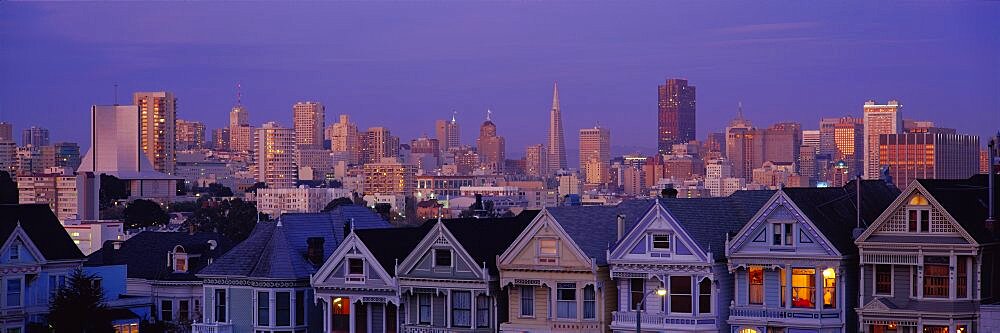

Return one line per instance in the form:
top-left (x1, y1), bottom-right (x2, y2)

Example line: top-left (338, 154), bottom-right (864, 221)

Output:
top-left (547, 82), bottom-right (567, 173)
top-left (657, 78), bottom-right (697, 154)
top-left (802, 130), bottom-right (820, 151)
top-left (327, 115), bottom-right (361, 165)
top-left (435, 113), bottom-right (461, 154)
top-left (0, 122), bottom-right (12, 142)
top-left (579, 125), bottom-right (610, 186)
top-left (363, 158), bottom-right (417, 196)
top-left (15, 146), bottom-right (43, 175)
top-left (725, 103), bottom-right (762, 179)
top-left (22, 126), bottom-right (50, 147)
top-left (0, 141), bottom-right (16, 174)
top-left (212, 128), bottom-right (230, 151)
top-left (133, 91), bottom-right (177, 174)
top-left (17, 167), bottom-right (78, 222)
top-left (293, 101), bottom-right (325, 149)
top-left (254, 122), bottom-right (297, 189)
top-left (704, 132), bottom-right (726, 160)
top-left (818, 118), bottom-right (840, 157)
top-left (410, 135), bottom-right (440, 158)
top-left (47, 142), bottom-right (81, 170)
top-left (78, 105), bottom-right (178, 201)
top-left (175, 119), bottom-right (206, 150)
top-left (229, 94), bottom-right (253, 153)
top-left (983, 149), bottom-right (991, 174)
top-left (476, 110), bottom-right (506, 174)
top-left (762, 122), bottom-right (802, 171)
top-left (295, 148), bottom-right (333, 181)
top-left (705, 158), bottom-right (733, 197)
top-left (361, 127), bottom-right (399, 165)
top-left (833, 118), bottom-right (864, 177)
top-left (878, 132), bottom-right (979, 188)
top-left (525, 144), bottom-right (547, 179)
top-left (863, 99), bottom-right (902, 179)
top-left (798, 145), bottom-right (817, 182)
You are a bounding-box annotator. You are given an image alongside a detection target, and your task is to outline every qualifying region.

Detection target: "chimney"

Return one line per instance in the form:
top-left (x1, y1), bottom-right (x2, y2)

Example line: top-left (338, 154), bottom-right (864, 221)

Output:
top-left (616, 214), bottom-right (625, 241)
top-left (306, 237), bottom-right (325, 266)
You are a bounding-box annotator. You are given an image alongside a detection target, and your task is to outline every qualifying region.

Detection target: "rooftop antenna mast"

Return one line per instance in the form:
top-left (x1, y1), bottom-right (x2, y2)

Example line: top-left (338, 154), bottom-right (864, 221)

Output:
top-left (236, 82), bottom-right (242, 107)
top-left (114, 83), bottom-right (119, 106)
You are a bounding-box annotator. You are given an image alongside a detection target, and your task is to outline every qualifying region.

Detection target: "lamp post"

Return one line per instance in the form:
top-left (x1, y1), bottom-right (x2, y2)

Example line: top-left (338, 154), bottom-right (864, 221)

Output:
top-left (636, 288), bottom-right (667, 333)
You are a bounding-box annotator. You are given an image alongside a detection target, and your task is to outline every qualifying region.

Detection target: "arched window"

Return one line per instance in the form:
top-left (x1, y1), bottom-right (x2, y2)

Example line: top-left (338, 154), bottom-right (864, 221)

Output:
top-left (906, 194), bottom-right (931, 233)
top-left (698, 278), bottom-right (712, 314)
top-left (908, 194), bottom-right (929, 206)
top-left (173, 245), bottom-right (188, 273)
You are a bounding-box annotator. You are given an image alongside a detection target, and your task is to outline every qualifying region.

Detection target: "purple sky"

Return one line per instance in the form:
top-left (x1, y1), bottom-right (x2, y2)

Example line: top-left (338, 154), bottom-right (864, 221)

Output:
top-left (1, 1), bottom-right (998, 161)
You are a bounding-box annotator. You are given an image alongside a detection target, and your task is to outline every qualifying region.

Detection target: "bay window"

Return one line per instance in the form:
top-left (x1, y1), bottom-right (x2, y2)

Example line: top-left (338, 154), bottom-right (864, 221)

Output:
top-left (257, 291), bottom-right (269, 326)
top-left (214, 289), bottom-right (227, 322)
top-left (670, 276), bottom-right (692, 313)
top-left (779, 267), bottom-right (786, 307)
top-left (519, 286), bottom-right (534, 317)
top-left (451, 291), bottom-right (471, 327)
top-left (698, 278), bottom-right (712, 314)
top-left (556, 283), bottom-right (577, 319)
top-left (418, 293), bottom-right (431, 324)
top-left (791, 268), bottom-right (815, 308)
top-left (276, 291), bottom-right (290, 326)
top-left (583, 285), bottom-right (596, 319)
top-left (958, 256), bottom-right (969, 298)
top-left (295, 290), bottom-right (305, 325)
top-left (822, 268), bottom-right (836, 309)
top-left (924, 256), bottom-right (949, 298)
top-left (748, 266), bottom-right (763, 305)
top-left (475, 295), bottom-right (489, 327)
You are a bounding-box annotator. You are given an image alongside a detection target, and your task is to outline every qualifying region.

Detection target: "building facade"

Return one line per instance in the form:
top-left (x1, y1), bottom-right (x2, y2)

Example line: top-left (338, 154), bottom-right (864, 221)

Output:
top-left (657, 78), bottom-right (697, 154)
top-left (176, 119), bottom-right (207, 150)
top-left (293, 101), bottom-right (325, 150)
top-left (252, 186), bottom-right (353, 215)
top-left (877, 132), bottom-right (980, 189)
top-left (580, 126), bottom-right (611, 187)
top-left (863, 100), bottom-right (902, 180)
top-left (134, 91), bottom-right (178, 175)
top-left (255, 122), bottom-right (298, 189)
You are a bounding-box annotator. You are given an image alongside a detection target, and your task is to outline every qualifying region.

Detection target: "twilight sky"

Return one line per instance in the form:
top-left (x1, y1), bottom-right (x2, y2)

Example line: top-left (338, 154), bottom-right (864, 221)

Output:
top-left (1, 1), bottom-right (998, 161)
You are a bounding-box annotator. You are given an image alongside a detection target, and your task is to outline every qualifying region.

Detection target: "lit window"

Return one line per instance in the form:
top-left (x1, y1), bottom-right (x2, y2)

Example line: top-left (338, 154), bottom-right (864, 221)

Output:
top-left (748, 266), bottom-right (763, 305)
top-left (924, 256), bottom-right (949, 298)
top-left (874, 265), bottom-right (892, 295)
top-left (791, 268), bottom-right (815, 308)
top-left (823, 268), bottom-right (836, 309)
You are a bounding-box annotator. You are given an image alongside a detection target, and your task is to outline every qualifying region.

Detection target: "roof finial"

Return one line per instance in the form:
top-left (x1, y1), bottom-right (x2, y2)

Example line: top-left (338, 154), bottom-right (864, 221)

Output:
top-left (451, 109), bottom-right (457, 123)
top-left (486, 109), bottom-right (492, 121)
top-left (737, 101), bottom-right (744, 120)
top-left (236, 82), bottom-right (242, 107)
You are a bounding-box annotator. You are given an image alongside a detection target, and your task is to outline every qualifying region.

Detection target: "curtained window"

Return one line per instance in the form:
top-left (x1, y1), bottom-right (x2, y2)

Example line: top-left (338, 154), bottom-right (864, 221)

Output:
top-left (583, 285), bottom-right (596, 319)
top-left (476, 295), bottom-right (490, 327)
top-left (520, 286), bottom-right (534, 317)
top-left (451, 291), bottom-right (472, 327)
top-left (791, 268), bottom-right (815, 308)
top-left (748, 266), bottom-right (763, 305)
top-left (556, 283), bottom-right (577, 319)
top-left (418, 294), bottom-right (431, 324)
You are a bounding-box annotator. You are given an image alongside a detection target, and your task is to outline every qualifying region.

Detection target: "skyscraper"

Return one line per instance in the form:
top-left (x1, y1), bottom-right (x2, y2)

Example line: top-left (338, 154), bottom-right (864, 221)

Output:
top-left (833, 117), bottom-right (864, 178)
top-left (435, 113), bottom-right (461, 155)
top-left (175, 119), bottom-right (206, 150)
top-left (476, 110), bottom-right (506, 174)
top-left (361, 127), bottom-right (399, 165)
top-left (878, 132), bottom-right (979, 188)
top-left (21, 126), bottom-right (49, 147)
top-left (327, 114), bottom-right (361, 165)
top-left (579, 125), bottom-right (610, 186)
top-left (254, 122), bottom-right (297, 189)
top-left (762, 122), bottom-right (802, 171)
top-left (547, 82), bottom-right (567, 174)
top-left (0, 122), bottom-right (13, 142)
top-left (802, 130), bottom-right (820, 152)
top-left (229, 90), bottom-right (253, 153)
top-left (657, 78), bottom-right (696, 154)
top-left (293, 101), bottom-right (325, 149)
top-left (863, 99), bottom-right (902, 179)
top-left (133, 91), bottom-right (177, 174)
top-left (212, 128), bottom-right (230, 151)
top-left (525, 144), bottom-right (547, 179)
top-left (818, 117), bottom-right (840, 157)
top-left (725, 103), bottom-right (761, 179)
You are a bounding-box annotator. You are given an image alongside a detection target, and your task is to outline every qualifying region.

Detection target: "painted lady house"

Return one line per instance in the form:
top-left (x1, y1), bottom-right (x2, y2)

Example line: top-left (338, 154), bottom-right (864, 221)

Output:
top-left (497, 201), bottom-right (652, 333)
top-left (725, 180), bottom-right (897, 333)
top-left (855, 175), bottom-right (999, 333)
top-left (606, 191), bottom-right (772, 333)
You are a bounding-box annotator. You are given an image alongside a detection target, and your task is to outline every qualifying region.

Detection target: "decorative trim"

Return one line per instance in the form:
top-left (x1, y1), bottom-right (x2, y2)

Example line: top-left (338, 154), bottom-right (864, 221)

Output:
top-left (203, 277), bottom-right (309, 288)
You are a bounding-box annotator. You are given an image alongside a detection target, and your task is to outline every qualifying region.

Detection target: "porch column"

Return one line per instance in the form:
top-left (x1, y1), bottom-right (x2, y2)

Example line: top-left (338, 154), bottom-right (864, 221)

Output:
top-left (470, 290), bottom-right (476, 329)
top-left (784, 265), bottom-right (791, 309)
top-left (548, 281), bottom-right (556, 319)
top-left (349, 300), bottom-right (356, 333)
top-left (815, 268), bottom-right (822, 311)
top-left (446, 289), bottom-right (452, 328)
top-left (321, 299), bottom-right (329, 333)
top-left (949, 254), bottom-right (957, 299)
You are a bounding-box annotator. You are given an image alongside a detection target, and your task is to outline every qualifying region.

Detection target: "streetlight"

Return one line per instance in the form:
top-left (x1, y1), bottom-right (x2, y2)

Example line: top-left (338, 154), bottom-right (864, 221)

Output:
top-left (636, 287), bottom-right (667, 333)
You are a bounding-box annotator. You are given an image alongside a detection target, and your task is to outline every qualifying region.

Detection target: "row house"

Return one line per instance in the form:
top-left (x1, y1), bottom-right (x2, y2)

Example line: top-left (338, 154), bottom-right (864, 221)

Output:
top-left (608, 191), bottom-right (774, 333)
top-left (0, 204), bottom-right (87, 333)
top-left (193, 205), bottom-right (390, 333)
top-left (726, 180), bottom-right (898, 333)
top-left (856, 175), bottom-right (999, 332)
top-left (498, 200), bottom-right (654, 333)
top-left (311, 212), bottom-right (538, 333)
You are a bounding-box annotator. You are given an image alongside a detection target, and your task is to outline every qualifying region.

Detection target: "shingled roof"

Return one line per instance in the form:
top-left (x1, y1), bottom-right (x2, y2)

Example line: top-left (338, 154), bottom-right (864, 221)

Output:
top-left (917, 175), bottom-right (999, 244)
top-left (782, 180), bottom-right (899, 254)
top-left (658, 190), bottom-right (775, 260)
top-left (85, 231), bottom-right (233, 281)
top-left (546, 200), bottom-right (656, 265)
top-left (0, 204), bottom-right (84, 261)
top-left (199, 205), bottom-right (390, 280)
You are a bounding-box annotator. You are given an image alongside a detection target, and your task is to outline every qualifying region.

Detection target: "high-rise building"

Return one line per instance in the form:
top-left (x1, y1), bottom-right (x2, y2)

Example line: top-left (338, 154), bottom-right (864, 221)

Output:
top-left (762, 122), bottom-right (802, 171)
top-left (833, 118), bottom-right (864, 178)
top-left (17, 167), bottom-right (79, 222)
top-left (476, 110), bottom-right (505, 174)
top-left (435, 113), bottom-right (461, 154)
top-left (579, 125), bottom-right (610, 186)
top-left (798, 145), bottom-right (817, 182)
top-left (175, 119), bottom-right (206, 150)
top-left (863, 99), bottom-right (902, 179)
top-left (328, 115), bottom-right (361, 165)
top-left (292, 101), bottom-right (325, 149)
top-left (363, 158), bottom-right (417, 196)
top-left (818, 117), bottom-right (840, 157)
top-left (212, 128), bottom-right (230, 151)
top-left (46, 142), bottom-right (81, 170)
top-left (525, 144), bottom-right (547, 178)
top-left (254, 122), bottom-right (297, 189)
top-left (361, 127), bottom-right (399, 165)
top-left (802, 129), bottom-right (820, 152)
top-left (705, 158), bottom-right (733, 197)
top-left (547, 82), bottom-right (567, 173)
top-left (725, 104), bottom-right (761, 179)
top-left (133, 91), bottom-right (177, 174)
top-left (982, 149), bottom-right (991, 174)
top-left (704, 132), bottom-right (726, 160)
top-left (878, 132), bottom-right (979, 188)
top-left (0, 122), bottom-right (12, 142)
top-left (22, 126), bottom-right (50, 147)
top-left (657, 78), bottom-right (697, 154)
top-left (229, 95), bottom-right (253, 153)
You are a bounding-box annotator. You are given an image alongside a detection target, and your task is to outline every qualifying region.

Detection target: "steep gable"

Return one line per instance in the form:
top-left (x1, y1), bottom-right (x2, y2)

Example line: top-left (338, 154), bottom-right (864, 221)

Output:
top-left (397, 222), bottom-right (484, 280)
top-left (609, 203), bottom-right (707, 262)
top-left (0, 204), bottom-right (84, 262)
top-left (312, 232), bottom-right (396, 288)
top-left (498, 210), bottom-right (595, 271)
top-left (728, 192), bottom-right (841, 257)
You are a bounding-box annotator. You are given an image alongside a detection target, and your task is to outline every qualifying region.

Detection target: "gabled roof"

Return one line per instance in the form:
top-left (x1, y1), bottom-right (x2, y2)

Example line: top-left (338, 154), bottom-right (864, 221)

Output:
top-left (546, 201), bottom-right (656, 265)
top-left (85, 231), bottom-right (233, 281)
top-left (657, 190), bottom-right (775, 260)
top-left (915, 175), bottom-right (999, 243)
top-left (199, 205), bottom-right (390, 280)
top-left (781, 180), bottom-right (899, 253)
top-left (355, 226), bottom-right (432, 277)
top-left (0, 204), bottom-right (84, 261)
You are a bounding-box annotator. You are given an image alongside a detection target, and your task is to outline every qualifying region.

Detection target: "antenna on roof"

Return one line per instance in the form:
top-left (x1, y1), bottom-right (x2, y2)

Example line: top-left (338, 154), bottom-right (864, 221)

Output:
top-left (113, 83), bottom-right (119, 106)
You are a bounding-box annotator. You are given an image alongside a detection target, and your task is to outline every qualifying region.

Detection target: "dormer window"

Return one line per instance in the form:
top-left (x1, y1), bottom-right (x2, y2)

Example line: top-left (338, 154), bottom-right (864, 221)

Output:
top-left (434, 249), bottom-right (452, 267)
top-left (772, 223), bottom-right (793, 246)
top-left (651, 234), bottom-right (670, 251)
top-left (172, 245), bottom-right (188, 273)
top-left (346, 257), bottom-right (365, 283)
top-left (907, 194), bottom-right (931, 233)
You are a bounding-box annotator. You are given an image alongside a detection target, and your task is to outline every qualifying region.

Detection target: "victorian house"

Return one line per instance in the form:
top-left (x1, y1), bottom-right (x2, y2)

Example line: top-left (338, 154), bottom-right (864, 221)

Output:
top-left (498, 201), bottom-right (653, 333)
top-left (0, 204), bottom-right (87, 333)
top-left (85, 231), bottom-right (234, 328)
top-left (607, 191), bottom-right (773, 333)
top-left (855, 175), bottom-right (999, 333)
top-left (726, 181), bottom-right (897, 333)
top-left (193, 206), bottom-right (389, 333)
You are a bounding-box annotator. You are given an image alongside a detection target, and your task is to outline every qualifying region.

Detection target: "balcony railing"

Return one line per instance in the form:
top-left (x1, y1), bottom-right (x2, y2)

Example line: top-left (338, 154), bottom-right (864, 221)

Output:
top-left (611, 311), bottom-right (717, 329)
top-left (401, 325), bottom-right (491, 333)
top-left (729, 305), bottom-right (841, 321)
top-left (191, 322), bottom-right (234, 333)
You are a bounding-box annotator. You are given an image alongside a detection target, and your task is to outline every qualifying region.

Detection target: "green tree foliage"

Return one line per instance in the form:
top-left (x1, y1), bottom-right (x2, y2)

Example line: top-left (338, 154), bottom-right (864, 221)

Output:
top-left (0, 171), bottom-right (17, 204)
top-left (168, 201), bottom-right (200, 213)
top-left (99, 174), bottom-right (129, 209)
top-left (122, 199), bottom-right (169, 229)
top-left (321, 197), bottom-right (354, 212)
top-left (48, 269), bottom-right (113, 333)
top-left (183, 199), bottom-right (265, 242)
top-left (245, 182), bottom-right (268, 193)
top-left (207, 183), bottom-right (234, 197)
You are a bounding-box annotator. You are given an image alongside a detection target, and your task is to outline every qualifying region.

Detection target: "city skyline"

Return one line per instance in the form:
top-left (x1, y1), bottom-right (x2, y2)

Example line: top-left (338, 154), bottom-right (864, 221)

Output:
top-left (1, 1), bottom-right (997, 159)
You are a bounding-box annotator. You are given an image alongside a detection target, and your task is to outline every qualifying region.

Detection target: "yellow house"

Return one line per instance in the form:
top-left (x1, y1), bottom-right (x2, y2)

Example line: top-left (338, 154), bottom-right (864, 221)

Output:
top-left (497, 201), bottom-right (654, 333)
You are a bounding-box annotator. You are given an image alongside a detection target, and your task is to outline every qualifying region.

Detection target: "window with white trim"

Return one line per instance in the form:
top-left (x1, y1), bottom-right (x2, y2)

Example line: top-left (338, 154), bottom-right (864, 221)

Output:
top-left (6, 278), bottom-right (21, 307)
top-left (161, 300), bottom-right (173, 322)
top-left (698, 278), bottom-right (712, 314)
top-left (214, 289), bottom-right (227, 323)
top-left (538, 239), bottom-right (558, 263)
top-left (9, 242), bottom-right (19, 261)
top-left (874, 265), bottom-right (892, 295)
top-left (433, 249), bottom-right (452, 267)
top-left (556, 283), bottom-right (577, 319)
top-left (583, 285), bottom-right (596, 319)
top-left (670, 276), bottom-right (692, 313)
top-left (772, 223), bottom-right (793, 246)
top-left (257, 291), bottom-right (269, 326)
top-left (418, 293), bottom-right (432, 324)
top-left (451, 291), bottom-right (471, 327)
top-left (475, 295), bottom-right (489, 327)
top-left (519, 286), bottom-right (534, 317)
top-left (651, 234), bottom-right (670, 251)
top-left (907, 194), bottom-right (931, 233)
top-left (275, 291), bottom-right (291, 326)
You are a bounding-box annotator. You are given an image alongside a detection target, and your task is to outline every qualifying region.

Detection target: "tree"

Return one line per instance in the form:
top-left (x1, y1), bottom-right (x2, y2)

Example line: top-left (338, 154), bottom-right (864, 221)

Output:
top-left (373, 203), bottom-right (392, 221)
top-left (122, 199), bottom-right (169, 229)
top-left (183, 198), bottom-right (265, 242)
top-left (245, 182), bottom-right (268, 193)
top-left (167, 201), bottom-right (200, 213)
top-left (207, 183), bottom-right (234, 197)
top-left (99, 174), bottom-right (129, 209)
top-left (48, 269), bottom-right (113, 333)
top-left (321, 197), bottom-right (354, 212)
top-left (0, 171), bottom-right (16, 204)
top-left (176, 180), bottom-right (188, 196)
